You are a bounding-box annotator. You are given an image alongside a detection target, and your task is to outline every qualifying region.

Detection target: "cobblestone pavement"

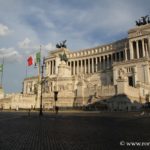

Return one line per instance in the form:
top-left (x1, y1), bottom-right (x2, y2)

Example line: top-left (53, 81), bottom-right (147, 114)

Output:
top-left (0, 111), bottom-right (150, 150)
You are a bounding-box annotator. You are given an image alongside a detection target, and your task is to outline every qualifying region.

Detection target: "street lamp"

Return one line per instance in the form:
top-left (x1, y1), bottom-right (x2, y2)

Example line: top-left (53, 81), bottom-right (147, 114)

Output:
top-left (39, 57), bottom-right (46, 116)
top-left (39, 65), bottom-right (44, 116)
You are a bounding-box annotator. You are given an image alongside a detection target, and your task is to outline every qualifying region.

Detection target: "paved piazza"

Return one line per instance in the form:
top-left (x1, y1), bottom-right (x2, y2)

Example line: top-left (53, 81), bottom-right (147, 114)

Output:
top-left (0, 112), bottom-right (150, 150)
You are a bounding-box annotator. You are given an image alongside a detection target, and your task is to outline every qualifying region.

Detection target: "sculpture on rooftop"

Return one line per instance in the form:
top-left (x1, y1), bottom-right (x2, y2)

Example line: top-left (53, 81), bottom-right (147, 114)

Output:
top-left (56, 40), bottom-right (67, 48)
top-left (136, 15), bottom-right (150, 26)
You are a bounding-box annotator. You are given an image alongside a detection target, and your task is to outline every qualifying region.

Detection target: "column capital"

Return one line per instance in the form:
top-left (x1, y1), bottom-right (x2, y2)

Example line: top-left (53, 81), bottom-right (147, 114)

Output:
top-left (124, 48), bottom-right (128, 61)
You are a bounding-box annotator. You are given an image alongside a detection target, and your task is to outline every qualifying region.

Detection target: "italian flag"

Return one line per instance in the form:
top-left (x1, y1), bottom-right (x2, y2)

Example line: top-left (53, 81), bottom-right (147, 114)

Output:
top-left (27, 52), bottom-right (41, 66)
top-left (27, 56), bottom-right (33, 66)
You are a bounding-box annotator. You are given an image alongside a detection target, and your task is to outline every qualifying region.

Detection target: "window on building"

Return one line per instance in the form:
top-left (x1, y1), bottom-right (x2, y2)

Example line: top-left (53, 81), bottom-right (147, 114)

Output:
top-left (128, 76), bottom-right (134, 87)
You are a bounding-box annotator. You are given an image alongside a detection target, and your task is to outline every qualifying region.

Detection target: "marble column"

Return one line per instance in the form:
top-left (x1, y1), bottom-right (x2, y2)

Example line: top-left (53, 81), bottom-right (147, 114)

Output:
top-left (88, 59), bottom-right (90, 73)
top-left (98, 56), bottom-right (102, 71)
top-left (145, 43), bottom-right (149, 57)
top-left (80, 60), bottom-right (83, 73)
top-left (95, 57), bottom-right (98, 72)
top-left (47, 62), bottom-right (49, 76)
top-left (49, 61), bottom-right (51, 75)
top-left (142, 39), bottom-right (145, 57)
top-left (136, 41), bottom-right (139, 59)
top-left (92, 58), bottom-right (94, 73)
top-left (52, 60), bottom-right (54, 75)
top-left (129, 41), bottom-right (134, 59)
top-left (50, 61), bottom-right (52, 75)
top-left (51, 60), bottom-right (53, 75)
top-left (125, 48), bottom-right (127, 61)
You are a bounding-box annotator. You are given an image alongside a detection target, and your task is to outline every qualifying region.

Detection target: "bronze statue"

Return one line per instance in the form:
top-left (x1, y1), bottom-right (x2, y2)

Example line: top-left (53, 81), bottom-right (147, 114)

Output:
top-left (141, 15), bottom-right (149, 24)
top-left (136, 20), bottom-right (140, 26)
top-left (59, 52), bottom-right (68, 63)
top-left (135, 15), bottom-right (150, 26)
top-left (56, 40), bottom-right (67, 48)
top-left (148, 17), bottom-right (150, 23)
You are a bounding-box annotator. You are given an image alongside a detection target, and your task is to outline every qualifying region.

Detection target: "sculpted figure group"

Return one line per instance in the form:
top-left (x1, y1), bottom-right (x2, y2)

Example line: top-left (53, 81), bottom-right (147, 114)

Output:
top-left (56, 40), bottom-right (67, 48)
top-left (136, 15), bottom-right (150, 26)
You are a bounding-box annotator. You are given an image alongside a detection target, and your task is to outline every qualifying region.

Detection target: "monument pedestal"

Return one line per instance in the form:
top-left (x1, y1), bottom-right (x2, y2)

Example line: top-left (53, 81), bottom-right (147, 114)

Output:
top-left (58, 61), bottom-right (71, 77)
top-left (75, 80), bottom-right (86, 106)
top-left (116, 78), bottom-right (128, 94)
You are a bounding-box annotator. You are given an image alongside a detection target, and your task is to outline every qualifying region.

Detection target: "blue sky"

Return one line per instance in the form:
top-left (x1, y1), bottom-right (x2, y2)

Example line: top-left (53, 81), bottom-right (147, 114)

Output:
top-left (0, 0), bottom-right (149, 93)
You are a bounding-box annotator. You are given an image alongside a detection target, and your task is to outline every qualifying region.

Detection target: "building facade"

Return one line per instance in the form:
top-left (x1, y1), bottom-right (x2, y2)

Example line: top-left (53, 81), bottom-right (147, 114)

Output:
top-left (1, 23), bottom-right (150, 110)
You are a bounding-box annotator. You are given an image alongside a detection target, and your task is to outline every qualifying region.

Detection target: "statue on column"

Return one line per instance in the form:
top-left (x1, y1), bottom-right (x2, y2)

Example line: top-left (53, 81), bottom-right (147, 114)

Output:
top-left (59, 52), bottom-right (68, 63)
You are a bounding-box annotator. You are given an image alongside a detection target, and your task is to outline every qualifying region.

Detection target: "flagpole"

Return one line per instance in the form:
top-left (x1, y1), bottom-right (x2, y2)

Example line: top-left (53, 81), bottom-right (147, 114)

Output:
top-left (39, 45), bottom-right (43, 116)
top-left (38, 45), bottom-right (42, 82)
top-left (1, 57), bottom-right (4, 87)
top-left (26, 57), bottom-right (28, 78)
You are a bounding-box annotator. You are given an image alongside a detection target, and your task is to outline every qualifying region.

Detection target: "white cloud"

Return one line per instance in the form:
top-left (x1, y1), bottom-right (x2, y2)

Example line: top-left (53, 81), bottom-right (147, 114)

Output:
top-left (18, 38), bottom-right (39, 55)
top-left (44, 42), bottom-right (55, 51)
top-left (0, 23), bottom-right (10, 36)
top-left (18, 38), bottom-right (55, 57)
top-left (0, 47), bottom-right (23, 63)
top-left (18, 38), bottom-right (31, 49)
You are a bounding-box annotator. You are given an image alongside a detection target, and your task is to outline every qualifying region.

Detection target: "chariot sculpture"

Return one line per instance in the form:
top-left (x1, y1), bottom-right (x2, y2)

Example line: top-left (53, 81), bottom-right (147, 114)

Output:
top-left (135, 15), bottom-right (150, 26)
top-left (56, 40), bottom-right (67, 48)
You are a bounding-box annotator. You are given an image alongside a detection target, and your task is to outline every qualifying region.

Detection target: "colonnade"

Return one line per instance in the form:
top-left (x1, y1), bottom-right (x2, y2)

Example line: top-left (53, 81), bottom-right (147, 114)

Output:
top-left (68, 51), bottom-right (124, 75)
top-left (46, 59), bottom-right (56, 76)
top-left (130, 38), bottom-right (150, 59)
top-left (46, 38), bottom-right (150, 76)
top-left (46, 40), bottom-right (149, 76)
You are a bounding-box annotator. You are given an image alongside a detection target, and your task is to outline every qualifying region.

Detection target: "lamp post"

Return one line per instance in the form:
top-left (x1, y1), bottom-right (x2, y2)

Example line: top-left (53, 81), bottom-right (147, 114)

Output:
top-left (39, 65), bottom-right (44, 116)
top-left (39, 57), bottom-right (46, 116)
top-left (54, 86), bottom-right (58, 114)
